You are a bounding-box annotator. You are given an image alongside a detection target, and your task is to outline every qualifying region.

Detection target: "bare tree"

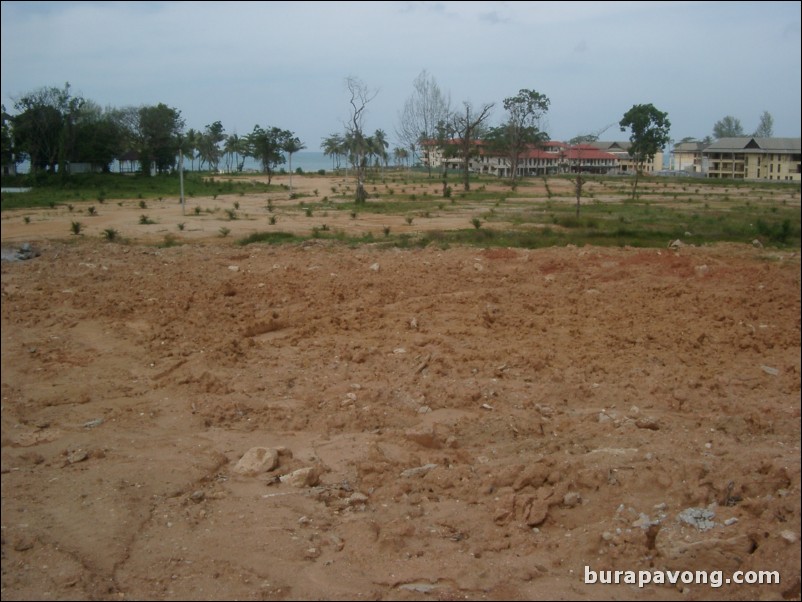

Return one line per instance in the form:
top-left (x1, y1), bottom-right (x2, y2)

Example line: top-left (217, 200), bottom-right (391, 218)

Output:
top-left (397, 70), bottom-right (451, 176)
top-left (344, 76), bottom-right (377, 204)
top-left (452, 101), bottom-right (494, 191)
top-left (569, 123), bottom-right (614, 217)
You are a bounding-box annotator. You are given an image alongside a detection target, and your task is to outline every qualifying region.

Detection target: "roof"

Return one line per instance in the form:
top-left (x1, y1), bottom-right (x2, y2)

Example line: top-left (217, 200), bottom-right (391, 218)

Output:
top-left (673, 142), bottom-right (707, 153)
top-left (705, 137), bottom-right (801, 152)
top-left (591, 141), bottom-right (632, 152)
top-left (561, 147), bottom-right (618, 161)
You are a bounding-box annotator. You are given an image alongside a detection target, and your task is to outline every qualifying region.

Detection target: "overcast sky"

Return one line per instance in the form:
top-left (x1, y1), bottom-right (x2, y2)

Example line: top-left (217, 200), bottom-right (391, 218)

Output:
top-left (2, 1), bottom-right (800, 150)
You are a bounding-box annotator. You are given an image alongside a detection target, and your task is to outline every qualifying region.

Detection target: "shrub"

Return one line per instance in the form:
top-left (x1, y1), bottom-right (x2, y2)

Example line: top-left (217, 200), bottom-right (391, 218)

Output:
top-left (70, 221), bottom-right (83, 235)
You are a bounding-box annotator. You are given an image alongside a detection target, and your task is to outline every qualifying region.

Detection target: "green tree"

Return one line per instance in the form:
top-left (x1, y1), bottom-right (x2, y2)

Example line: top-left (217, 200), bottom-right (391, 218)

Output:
top-left (619, 103), bottom-right (671, 200)
top-left (283, 135), bottom-right (305, 193)
top-left (371, 129), bottom-right (389, 171)
top-left (453, 101), bottom-right (494, 191)
top-left (71, 101), bottom-right (126, 172)
top-left (322, 133), bottom-right (346, 171)
top-left (245, 125), bottom-right (289, 184)
top-left (12, 83), bottom-right (83, 178)
top-left (1, 104), bottom-right (16, 175)
top-left (753, 110), bottom-right (774, 138)
top-left (712, 115), bottom-right (744, 139)
top-left (197, 121), bottom-right (225, 172)
top-left (137, 103), bottom-right (184, 175)
top-left (486, 89), bottom-right (550, 181)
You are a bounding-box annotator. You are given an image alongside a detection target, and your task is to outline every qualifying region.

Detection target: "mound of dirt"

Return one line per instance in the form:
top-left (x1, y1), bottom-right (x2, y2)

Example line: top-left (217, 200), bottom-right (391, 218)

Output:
top-left (1, 237), bottom-right (800, 600)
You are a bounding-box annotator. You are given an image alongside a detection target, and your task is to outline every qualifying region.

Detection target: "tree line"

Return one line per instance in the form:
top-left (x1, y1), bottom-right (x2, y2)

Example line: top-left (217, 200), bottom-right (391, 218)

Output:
top-left (0, 83), bottom-right (304, 184)
top-left (2, 74), bottom-right (678, 207)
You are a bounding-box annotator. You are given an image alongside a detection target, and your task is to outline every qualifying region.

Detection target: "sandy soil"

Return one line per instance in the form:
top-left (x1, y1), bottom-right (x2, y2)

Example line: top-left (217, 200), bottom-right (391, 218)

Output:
top-left (1, 177), bottom-right (800, 601)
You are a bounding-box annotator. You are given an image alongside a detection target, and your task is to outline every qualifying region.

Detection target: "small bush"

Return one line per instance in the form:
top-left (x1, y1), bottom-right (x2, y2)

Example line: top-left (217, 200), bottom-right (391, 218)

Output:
top-left (139, 200), bottom-right (147, 209)
top-left (70, 221), bottom-right (84, 235)
top-left (87, 206), bottom-right (97, 216)
top-left (471, 217), bottom-right (482, 229)
top-left (139, 215), bottom-right (155, 225)
top-left (102, 228), bottom-right (119, 241)
top-left (219, 226), bottom-right (231, 237)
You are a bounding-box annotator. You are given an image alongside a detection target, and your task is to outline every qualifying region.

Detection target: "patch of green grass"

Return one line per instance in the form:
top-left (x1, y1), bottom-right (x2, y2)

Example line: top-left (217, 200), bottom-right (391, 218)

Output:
top-left (1, 172), bottom-right (278, 211)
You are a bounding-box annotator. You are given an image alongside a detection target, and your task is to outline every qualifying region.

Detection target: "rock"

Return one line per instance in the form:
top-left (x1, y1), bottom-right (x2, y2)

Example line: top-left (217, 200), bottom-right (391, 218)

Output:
top-left (633, 513), bottom-right (659, 529)
top-left (65, 449), bottom-right (88, 465)
top-left (83, 418), bottom-right (104, 429)
top-left (669, 239), bottom-right (685, 249)
top-left (563, 491), bottom-right (581, 508)
top-left (526, 500), bottom-right (549, 526)
top-left (347, 492), bottom-right (369, 506)
top-left (635, 417), bottom-right (660, 430)
top-left (227, 265), bottom-right (240, 272)
top-left (233, 447), bottom-right (279, 475)
top-left (14, 243), bottom-right (40, 261)
top-left (189, 490), bottom-right (205, 503)
top-left (400, 463), bottom-right (438, 478)
top-left (761, 365), bottom-right (779, 376)
top-left (678, 507), bottom-right (716, 531)
top-left (280, 466), bottom-right (320, 487)
top-left (369, 262), bottom-right (380, 272)
top-left (13, 535), bottom-right (35, 552)
top-left (752, 239), bottom-right (763, 248)
top-left (405, 424), bottom-right (441, 449)
top-left (780, 530), bottom-right (797, 543)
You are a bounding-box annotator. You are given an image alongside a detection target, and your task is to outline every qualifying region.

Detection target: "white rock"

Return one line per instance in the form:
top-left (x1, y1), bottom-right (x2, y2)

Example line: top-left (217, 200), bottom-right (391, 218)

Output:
top-left (369, 262), bottom-right (380, 272)
top-left (279, 466), bottom-right (320, 487)
top-left (233, 447), bottom-right (279, 475)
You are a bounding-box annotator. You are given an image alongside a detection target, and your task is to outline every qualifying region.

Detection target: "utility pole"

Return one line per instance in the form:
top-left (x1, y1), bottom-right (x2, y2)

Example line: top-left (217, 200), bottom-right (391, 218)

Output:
top-left (179, 147), bottom-right (185, 215)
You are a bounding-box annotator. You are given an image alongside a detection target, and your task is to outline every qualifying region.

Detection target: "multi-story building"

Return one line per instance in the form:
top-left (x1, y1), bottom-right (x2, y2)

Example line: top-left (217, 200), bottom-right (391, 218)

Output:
top-left (703, 137), bottom-right (801, 181)
top-left (590, 141), bottom-right (664, 174)
top-left (671, 141), bottom-right (707, 173)
top-left (424, 140), bottom-right (617, 177)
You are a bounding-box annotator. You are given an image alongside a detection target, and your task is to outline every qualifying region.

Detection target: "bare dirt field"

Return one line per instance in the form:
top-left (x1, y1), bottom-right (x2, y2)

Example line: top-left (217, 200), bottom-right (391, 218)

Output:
top-left (1, 176), bottom-right (800, 601)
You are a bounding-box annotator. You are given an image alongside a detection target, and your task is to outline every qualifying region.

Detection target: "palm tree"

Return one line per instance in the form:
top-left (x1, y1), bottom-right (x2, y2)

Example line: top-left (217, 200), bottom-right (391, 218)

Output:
top-left (223, 133), bottom-right (239, 173)
top-left (372, 129), bottom-right (389, 174)
top-left (283, 136), bottom-right (306, 193)
top-left (322, 134), bottom-right (345, 171)
top-left (184, 128), bottom-right (198, 171)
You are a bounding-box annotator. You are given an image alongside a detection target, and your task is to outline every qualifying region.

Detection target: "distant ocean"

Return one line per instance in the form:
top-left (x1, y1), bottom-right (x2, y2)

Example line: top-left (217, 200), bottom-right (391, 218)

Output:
top-left (13, 151), bottom-right (337, 175)
top-left (237, 151), bottom-right (333, 174)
